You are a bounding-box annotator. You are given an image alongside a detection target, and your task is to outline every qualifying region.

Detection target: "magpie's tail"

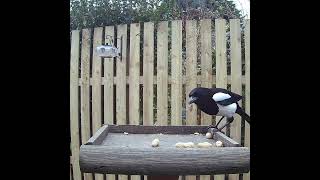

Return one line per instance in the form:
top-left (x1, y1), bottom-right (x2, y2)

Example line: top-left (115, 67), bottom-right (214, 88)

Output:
top-left (236, 104), bottom-right (250, 124)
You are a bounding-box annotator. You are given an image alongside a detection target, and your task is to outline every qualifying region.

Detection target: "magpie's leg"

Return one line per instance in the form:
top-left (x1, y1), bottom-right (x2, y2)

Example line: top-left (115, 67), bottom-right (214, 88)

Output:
top-left (215, 116), bottom-right (225, 128)
top-left (218, 117), bottom-right (234, 131)
top-left (207, 116), bottom-right (225, 130)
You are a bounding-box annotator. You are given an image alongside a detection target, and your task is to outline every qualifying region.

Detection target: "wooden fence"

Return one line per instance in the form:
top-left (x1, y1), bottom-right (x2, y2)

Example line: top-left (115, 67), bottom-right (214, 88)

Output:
top-left (70, 19), bottom-right (250, 180)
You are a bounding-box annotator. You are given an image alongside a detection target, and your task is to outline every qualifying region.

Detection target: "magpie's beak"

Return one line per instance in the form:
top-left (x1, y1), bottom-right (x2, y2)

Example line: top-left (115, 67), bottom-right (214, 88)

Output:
top-left (188, 96), bottom-right (198, 104)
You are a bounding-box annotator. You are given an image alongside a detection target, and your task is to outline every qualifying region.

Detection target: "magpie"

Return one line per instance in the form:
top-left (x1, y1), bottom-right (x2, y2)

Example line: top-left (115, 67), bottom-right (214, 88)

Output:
top-left (188, 87), bottom-right (250, 131)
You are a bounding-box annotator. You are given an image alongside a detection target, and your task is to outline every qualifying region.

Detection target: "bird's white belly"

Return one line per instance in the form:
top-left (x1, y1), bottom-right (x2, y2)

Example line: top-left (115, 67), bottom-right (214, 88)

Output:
top-left (216, 103), bottom-right (237, 117)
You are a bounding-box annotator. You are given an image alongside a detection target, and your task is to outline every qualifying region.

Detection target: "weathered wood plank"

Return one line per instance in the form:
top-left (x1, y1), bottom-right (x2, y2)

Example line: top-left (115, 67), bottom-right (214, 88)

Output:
top-left (80, 28), bottom-right (93, 180)
top-left (129, 23), bottom-right (140, 126)
top-left (157, 21), bottom-right (169, 126)
top-left (229, 19), bottom-right (242, 180)
top-left (185, 20), bottom-right (198, 180)
top-left (80, 146), bottom-right (250, 175)
top-left (143, 22), bottom-right (154, 126)
top-left (185, 20), bottom-right (197, 126)
top-left (85, 125), bottom-right (109, 145)
top-left (70, 30), bottom-right (81, 180)
top-left (116, 24), bottom-right (128, 180)
top-left (199, 19), bottom-right (212, 180)
top-left (104, 26), bottom-right (115, 125)
top-left (210, 128), bottom-right (240, 147)
top-left (104, 25), bottom-right (116, 180)
top-left (128, 22), bottom-right (141, 180)
top-left (92, 27), bottom-right (104, 180)
top-left (215, 19), bottom-right (228, 135)
top-left (92, 27), bottom-right (103, 134)
top-left (79, 75), bottom-right (246, 85)
top-left (171, 20), bottom-right (183, 125)
top-left (214, 19), bottom-right (227, 180)
top-left (243, 19), bottom-right (250, 180)
top-left (200, 19), bottom-right (212, 128)
top-left (107, 125), bottom-right (209, 134)
top-left (116, 24), bottom-right (127, 125)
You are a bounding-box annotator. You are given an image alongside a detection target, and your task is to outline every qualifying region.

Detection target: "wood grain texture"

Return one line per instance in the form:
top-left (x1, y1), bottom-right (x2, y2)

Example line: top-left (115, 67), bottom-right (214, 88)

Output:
top-left (171, 20), bottom-right (183, 125)
top-left (214, 19), bottom-right (227, 180)
top-left (116, 24), bottom-right (128, 180)
top-left (70, 30), bottom-right (81, 180)
top-left (80, 75), bottom-right (246, 85)
top-left (199, 19), bottom-right (212, 180)
top-left (128, 22), bottom-right (141, 180)
top-left (85, 125), bottom-right (109, 145)
top-left (243, 19), bottom-right (250, 180)
top-left (80, 28), bottom-right (93, 180)
top-left (157, 21), bottom-right (168, 126)
top-left (104, 26), bottom-right (115, 125)
top-left (185, 20), bottom-right (198, 180)
top-left (116, 24), bottom-right (127, 125)
top-left (185, 20), bottom-right (197, 126)
top-left (104, 25), bottom-right (116, 180)
top-left (79, 125), bottom-right (249, 176)
top-left (210, 129), bottom-right (240, 147)
top-left (80, 29), bottom-right (92, 143)
top-left (200, 19), bottom-right (212, 127)
top-left (107, 125), bottom-right (209, 134)
top-left (92, 26), bottom-right (103, 180)
top-left (229, 19), bottom-right (242, 180)
top-left (215, 19), bottom-right (227, 136)
top-left (129, 23), bottom-right (140, 126)
top-left (229, 19), bottom-right (242, 144)
top-left (80, 146), bottom-right (250, 175)
top-left (143, 22), bottom-right (154, 126)
top-left (92, 27), bottom-right (103, 135)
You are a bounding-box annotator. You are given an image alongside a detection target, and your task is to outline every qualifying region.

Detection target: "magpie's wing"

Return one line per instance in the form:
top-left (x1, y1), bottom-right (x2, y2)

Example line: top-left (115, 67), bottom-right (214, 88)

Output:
top-left (210, 88), bottom-right (242, 106)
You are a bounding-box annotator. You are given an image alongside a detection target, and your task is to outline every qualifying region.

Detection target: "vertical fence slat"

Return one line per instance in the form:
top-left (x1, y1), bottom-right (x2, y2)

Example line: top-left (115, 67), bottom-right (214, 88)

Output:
top-left (199, 18), bottom-right (212, 180)
top-left (215, 19), bottom-right (227, 133)
top-left (92, 27), bottom-right (103, 131)
top-left (157, 21), bottom-right (168, 126)
top-left (117, 24), bottom-right (128, 180)
top-left (70, 30), bottom-right (81, 180)
top-left (185, 20), bottom-right (197, 180)
top-left (129, 23), bottom-right (141, 180)
top-left (243, 19), bottom-right (250, 180)
top-left (104, 25), bottom-right (116, 180)
top-left (116, 24), bottom-right (128, 125)
top-left (143, 22), bottom-right (154, 126)
top-left (214, 19), bottom-right (227, 180)
top-left (200, 19), bottom-right (213, 126)
top-left (229, 19), bottom-right (242, 180)
top-left (92, 27), bottom-right (104, 180)
top-left (171, 20), bottom-right (182, 126)
top-left (171, 20), bottom-right (183, 180)
top-left (104, 26), bottom-right (115, 125)
top-left (81, 29), bottom-right (93, 180)
top-left (143, 22), bottom-right (154, 180)
top-left (185, 20), bottom-right (197, 126)
top-left (129, 23), bottom-right (140, 126)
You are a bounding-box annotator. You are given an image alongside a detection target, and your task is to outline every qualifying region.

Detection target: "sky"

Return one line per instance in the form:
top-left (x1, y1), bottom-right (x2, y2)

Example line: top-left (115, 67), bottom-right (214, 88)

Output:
top-left (232, 0), bottom-right (250, 19)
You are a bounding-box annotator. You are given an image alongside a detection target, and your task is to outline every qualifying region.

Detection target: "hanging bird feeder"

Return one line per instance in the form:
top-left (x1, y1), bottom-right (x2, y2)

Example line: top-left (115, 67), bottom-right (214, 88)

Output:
top-left (96, 35), bottom-right (122, 59)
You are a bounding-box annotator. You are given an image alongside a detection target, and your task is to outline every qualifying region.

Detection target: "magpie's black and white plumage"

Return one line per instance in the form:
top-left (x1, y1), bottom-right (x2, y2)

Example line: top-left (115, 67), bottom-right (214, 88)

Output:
top-left (188, 87), bottom-right (250, 131)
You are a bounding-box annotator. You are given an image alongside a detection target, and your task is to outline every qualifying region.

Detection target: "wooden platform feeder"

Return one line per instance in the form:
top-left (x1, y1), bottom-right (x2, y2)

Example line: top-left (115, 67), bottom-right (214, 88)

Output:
top-left (79, 124), bottom-right (250, 175)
